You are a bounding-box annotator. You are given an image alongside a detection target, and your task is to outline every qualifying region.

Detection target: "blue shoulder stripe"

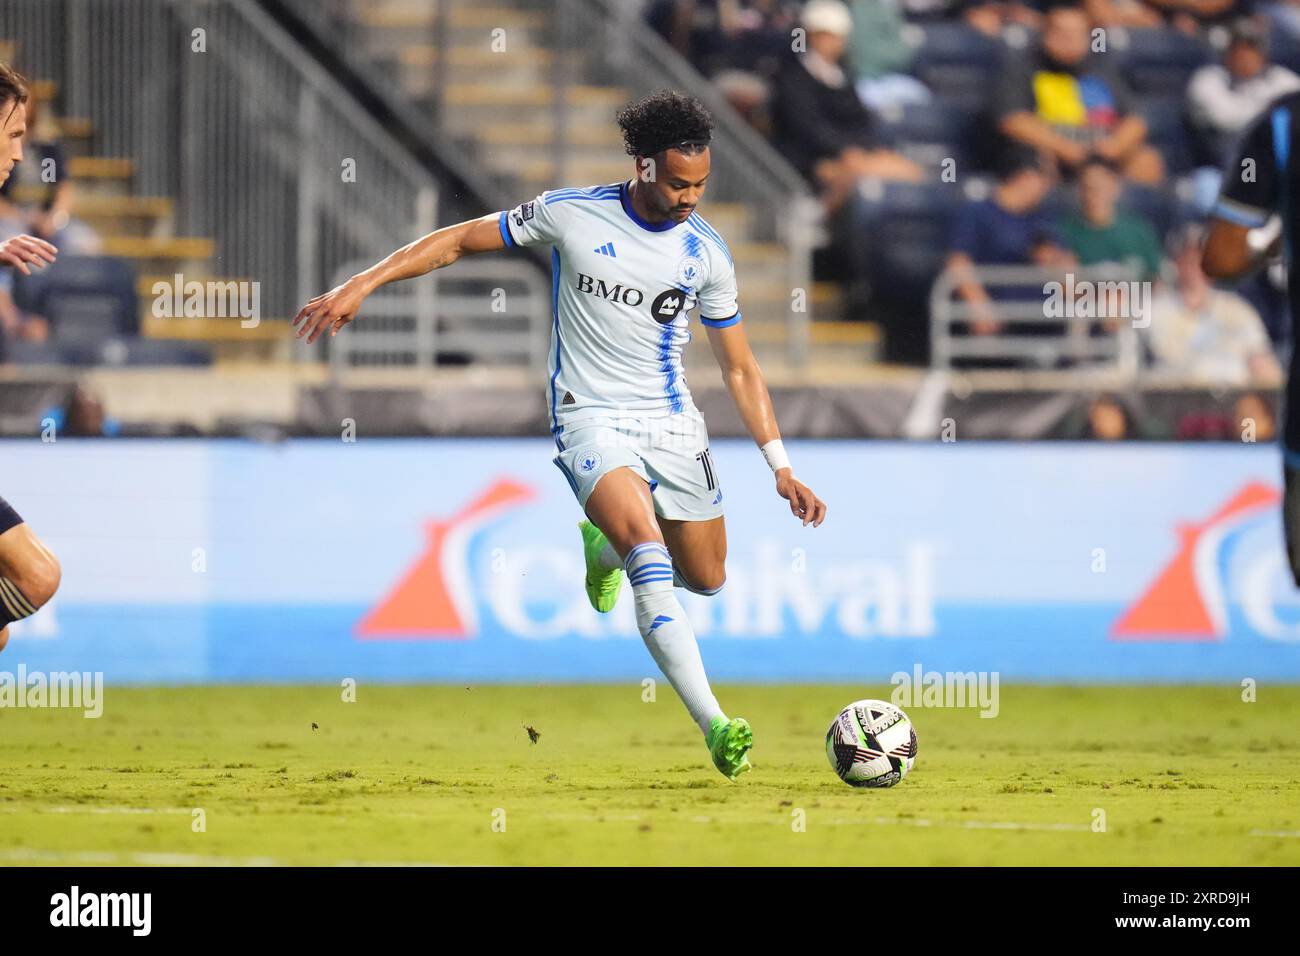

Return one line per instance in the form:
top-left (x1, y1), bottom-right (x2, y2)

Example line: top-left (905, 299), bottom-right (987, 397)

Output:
top-left (544, 184), bottom-right (620, 205)
top-left (687, 214), bottom-right (733, 264)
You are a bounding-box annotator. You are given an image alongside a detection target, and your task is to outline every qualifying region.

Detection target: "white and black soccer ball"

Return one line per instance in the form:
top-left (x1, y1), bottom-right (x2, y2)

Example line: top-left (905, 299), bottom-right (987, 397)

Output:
top-left (825, 699), bottom-right (917, 788)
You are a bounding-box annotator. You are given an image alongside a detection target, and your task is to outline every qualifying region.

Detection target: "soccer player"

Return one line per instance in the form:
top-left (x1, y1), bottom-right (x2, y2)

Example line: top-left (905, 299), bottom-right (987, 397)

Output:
top-left (295, 91), bottom-right (827, 780)
top-left (1203, 89), bottom-right (1300, 584)
top-left (0, 62), bottom-right (62, 653)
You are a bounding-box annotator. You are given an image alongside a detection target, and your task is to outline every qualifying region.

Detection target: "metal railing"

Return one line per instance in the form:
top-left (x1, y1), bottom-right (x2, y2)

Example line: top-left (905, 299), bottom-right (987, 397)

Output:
top-left (930, 264), bottom-right (1146, 373)
top-left (270, 0), bottom-right (819, 366)
top-left (559, 0), bottom-right (819, 364)
top-left (328, 255), bottom-right (548, 372)
top-left (0, 0), bottom-right (473, 356)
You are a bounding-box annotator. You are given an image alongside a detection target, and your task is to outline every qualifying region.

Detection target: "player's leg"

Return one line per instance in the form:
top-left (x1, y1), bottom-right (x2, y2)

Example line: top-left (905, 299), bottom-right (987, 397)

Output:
top-left (1285, 463), bottom-right (1300, 587)
top-left (0, 497), bottom-right (62, 653)
top-left (582, 466), bottom-right (729, 737)
top-left (1285, 346), bottom-right (1300, 586)
top-left (639, 419), bottom-right (751, 779)
top-left (658, 514), bottom-right (726, 595)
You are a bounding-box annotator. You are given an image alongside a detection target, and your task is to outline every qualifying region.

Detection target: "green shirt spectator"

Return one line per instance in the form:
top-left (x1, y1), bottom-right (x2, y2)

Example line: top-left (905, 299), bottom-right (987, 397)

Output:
top-left (846, 0), bottom-right (911, 79)
top-left (1059, 211), bottom-right (1163, 280)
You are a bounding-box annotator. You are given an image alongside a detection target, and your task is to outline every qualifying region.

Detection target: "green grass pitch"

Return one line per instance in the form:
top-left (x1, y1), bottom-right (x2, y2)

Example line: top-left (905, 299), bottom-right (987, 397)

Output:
top-left (1, 684), bottom-right (1297, 866)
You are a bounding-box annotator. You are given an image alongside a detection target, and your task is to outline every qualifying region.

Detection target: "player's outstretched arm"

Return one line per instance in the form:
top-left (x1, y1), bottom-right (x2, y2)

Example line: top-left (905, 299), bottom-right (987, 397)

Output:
top-left (1202, 217), bottom-right (1271, 281)
top-left (0, 234), bottom-right (57, 275)
top-left (293, 212), bottom-right (506, 344)
top-left (705, 322), bottom-right (827, 527)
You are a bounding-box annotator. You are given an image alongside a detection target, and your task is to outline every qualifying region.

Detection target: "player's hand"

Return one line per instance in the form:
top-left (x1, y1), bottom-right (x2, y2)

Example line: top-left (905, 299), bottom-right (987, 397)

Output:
top-left (293, 275), bottom-right (370, 344)
top-left (776, 470), bottom-right (826, 527)
top-left (0, 234), bottom-right (57, 275)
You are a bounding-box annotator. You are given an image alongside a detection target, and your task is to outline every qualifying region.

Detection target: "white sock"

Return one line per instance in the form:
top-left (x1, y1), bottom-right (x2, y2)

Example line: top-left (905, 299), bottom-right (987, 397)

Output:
top-left (624, 542), bottom-right (723, 733)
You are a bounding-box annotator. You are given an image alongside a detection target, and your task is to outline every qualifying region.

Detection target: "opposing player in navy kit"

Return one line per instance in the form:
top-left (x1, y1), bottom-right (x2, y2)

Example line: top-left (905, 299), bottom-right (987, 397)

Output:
top-left (0, 62), bottom-right (62, 653)
top-left (295, 91), bottom-right (826, 780)
top-left (1204, 89), bottom-right (1300, 585)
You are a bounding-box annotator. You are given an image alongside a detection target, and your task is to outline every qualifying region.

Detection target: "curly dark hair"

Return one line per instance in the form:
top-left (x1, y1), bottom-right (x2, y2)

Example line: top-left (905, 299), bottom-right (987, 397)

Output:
top-left (615, 90), bottom-right (713, 159)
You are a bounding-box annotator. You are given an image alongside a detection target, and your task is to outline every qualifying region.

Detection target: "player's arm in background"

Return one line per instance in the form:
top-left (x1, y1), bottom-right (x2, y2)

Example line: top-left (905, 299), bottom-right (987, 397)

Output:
top-left (699, 263), bottom-right (826, 527)
top-left (293, 212), bottom-right (506, 343)
top-left (294, 194), bottom-right (565, 344)
top-left (1203, 105), bottom-right (1282, 281)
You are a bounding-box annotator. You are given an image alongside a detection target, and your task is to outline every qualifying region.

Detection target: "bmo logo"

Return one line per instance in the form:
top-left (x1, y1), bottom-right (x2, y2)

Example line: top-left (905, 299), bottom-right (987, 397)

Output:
top-left (575, 272), bottom-right (645, 307)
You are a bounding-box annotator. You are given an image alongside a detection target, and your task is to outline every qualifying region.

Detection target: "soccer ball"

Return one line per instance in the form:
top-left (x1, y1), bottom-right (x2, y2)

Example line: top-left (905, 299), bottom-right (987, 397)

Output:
top-left (825, 699), bottom-right (917, 788)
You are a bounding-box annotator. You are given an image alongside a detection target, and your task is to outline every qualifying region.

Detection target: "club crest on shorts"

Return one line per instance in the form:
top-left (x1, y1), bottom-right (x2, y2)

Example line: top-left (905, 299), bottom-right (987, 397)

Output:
top-left (578, 450), bottom-right (603, 473)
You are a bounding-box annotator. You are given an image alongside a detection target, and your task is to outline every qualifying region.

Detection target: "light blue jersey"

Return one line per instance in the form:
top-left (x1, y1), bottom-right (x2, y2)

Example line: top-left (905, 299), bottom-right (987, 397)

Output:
top-left (498, 180), bottom-right (740, 448)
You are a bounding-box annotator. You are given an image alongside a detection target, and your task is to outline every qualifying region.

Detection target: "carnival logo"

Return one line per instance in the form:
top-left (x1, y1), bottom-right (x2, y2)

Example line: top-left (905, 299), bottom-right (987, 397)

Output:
top-left (1110, 482), bottom-right (1281, 641)
top-left (355, 478), bottom-right (536, 639)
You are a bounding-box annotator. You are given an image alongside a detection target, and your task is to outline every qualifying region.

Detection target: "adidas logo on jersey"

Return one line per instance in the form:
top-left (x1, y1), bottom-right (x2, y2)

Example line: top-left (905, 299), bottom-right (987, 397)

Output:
top-left (593, 242), bottom-right (617, 257)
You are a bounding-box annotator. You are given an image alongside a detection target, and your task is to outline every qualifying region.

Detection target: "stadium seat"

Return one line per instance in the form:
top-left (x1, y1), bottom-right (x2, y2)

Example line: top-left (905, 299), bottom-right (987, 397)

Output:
top-left (1118, 182), bottom-right (1178, 240)
top-left (55, 336), bottom-right (212, 368)
top-left (875, 100), bottom-right (974, 173)
top-left (907, 23), bottom-right (1003, 112)
top-left (842, 182), bottom-right (964, 361)
top-left (1268, 28), bottom-right (1300, 72)
top-left (1115, 29), bottom-right (1212, 97)
top-left (1137, 96), bottom-right (1195, 175)
top-left (3, 339), bottom-right (64, 365)
top-left (17, 256), bottom-right (140, 351)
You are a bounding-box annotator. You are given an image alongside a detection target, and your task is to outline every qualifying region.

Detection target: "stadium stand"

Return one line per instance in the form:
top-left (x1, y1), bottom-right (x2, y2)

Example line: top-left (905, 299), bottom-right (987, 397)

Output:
top-left (0, 0), bottom-right (1291, 438)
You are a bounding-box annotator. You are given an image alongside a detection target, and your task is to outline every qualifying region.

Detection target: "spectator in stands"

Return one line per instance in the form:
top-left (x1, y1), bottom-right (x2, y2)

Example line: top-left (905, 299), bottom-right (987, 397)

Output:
top-left (646, 0), bottom-right (799, 78)
top-left (1146, 224), bottom-right (1281, 383)
top-left (1059, 157), bottom-right (1164, 280)
top-left (945, 149), bottom-right (1074, 336)
top-left (893, 0), bottom-right (966, 20)
top-left (1082, 0), bottom-right (1164, 28)
top-left (647, 1), bottom-right (803, 127)
top-left (1188, 17), bottom-right (1300, 166)
top-left (846, 0), bottom-right (932, 109)
top-left (1237, 391), bottom-right (1277, 441)
top-left (0, 90), bottom-right (100, 256)
top-left (1144, 0), bottom-right (1240, 36)
top-left (0, 267), bottom-right (48, 354)
top-left (965, 2), bottom-right (1048, 37)
top-left (1262, 0), bottom-right (1300, 41)
top-left (997, 2), bottom-right (1165, 184)
top-left (770, 0), bottom-right (924, 209)
top-left (1086, 394), bottom-right (1133, 439)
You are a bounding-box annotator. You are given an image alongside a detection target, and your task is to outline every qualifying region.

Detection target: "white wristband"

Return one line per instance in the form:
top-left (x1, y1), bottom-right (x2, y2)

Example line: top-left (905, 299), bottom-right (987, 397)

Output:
top-left (760, 439), bottom-right (792, 475)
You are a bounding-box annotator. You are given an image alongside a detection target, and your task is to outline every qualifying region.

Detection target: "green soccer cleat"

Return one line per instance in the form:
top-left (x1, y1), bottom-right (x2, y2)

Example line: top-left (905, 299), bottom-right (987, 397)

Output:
top-left (580, 519), bottom-right (623, 613)
top-left (706, 715), bottom-right (753, 781)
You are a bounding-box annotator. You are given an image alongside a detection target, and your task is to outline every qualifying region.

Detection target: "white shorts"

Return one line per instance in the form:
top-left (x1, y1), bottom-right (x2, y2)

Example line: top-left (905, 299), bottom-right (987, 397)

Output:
top-left (553, 408), bottom-right (724, 521)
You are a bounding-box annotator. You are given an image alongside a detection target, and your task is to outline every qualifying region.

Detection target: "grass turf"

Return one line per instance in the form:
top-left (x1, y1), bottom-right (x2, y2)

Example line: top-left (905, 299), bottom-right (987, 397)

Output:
top-left (1, 684), bottom-right (1297, 866)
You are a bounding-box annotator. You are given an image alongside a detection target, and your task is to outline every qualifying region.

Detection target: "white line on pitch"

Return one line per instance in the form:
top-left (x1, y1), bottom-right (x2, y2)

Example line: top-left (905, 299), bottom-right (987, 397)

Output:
top-left (0, 848), bottom-right (464, 867)
top-left (1249, 828), bottom-right (1300, 838)
top-left (0, 806), bottom-right (192, 815)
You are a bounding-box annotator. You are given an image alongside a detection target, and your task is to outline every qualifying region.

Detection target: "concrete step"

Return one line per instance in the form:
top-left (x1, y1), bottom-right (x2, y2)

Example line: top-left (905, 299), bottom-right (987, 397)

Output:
top-left (101, 236), bottom-right (214, 274)
top-left (355, 9), bottom-right (551, 60)
top-left (70, 195), bottom-right (174, 237)
top-left (65, 156), bottom-right (134, 197)
top-left (386, 45), bottom-right (558, 94)
top-left (476, 120), bottom-right (621, 149)
top-left (355, 4), bottom-right (549, 31)
top-left (440, 82), bottom-right (624, 109)
top-left (56, 117), bottom-right (94, 158)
